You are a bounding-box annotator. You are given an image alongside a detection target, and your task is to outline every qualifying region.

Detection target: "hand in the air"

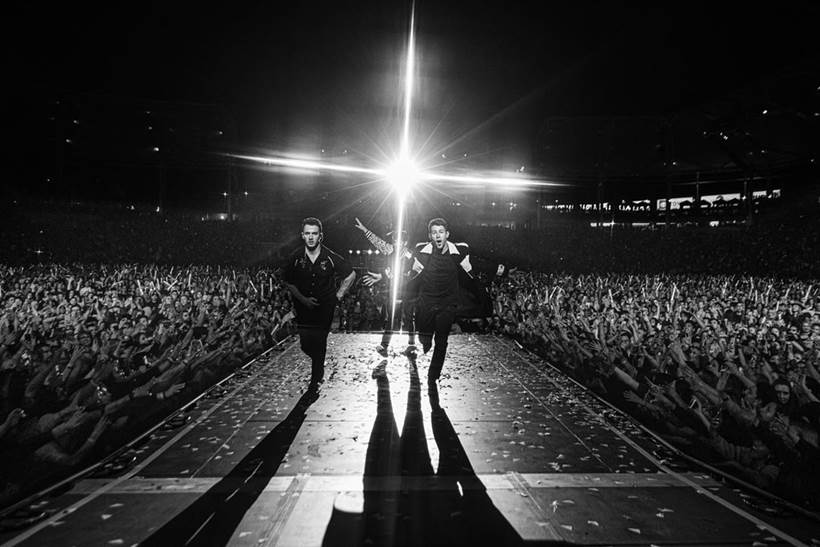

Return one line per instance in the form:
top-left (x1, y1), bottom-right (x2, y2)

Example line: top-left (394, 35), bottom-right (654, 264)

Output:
top-left (362, 272), bottom-right (382, 287)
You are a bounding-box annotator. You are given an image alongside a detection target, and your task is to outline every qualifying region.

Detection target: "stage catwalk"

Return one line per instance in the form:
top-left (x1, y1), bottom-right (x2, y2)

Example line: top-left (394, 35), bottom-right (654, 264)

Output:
top-left (1, 334), bottom-right (818, 546)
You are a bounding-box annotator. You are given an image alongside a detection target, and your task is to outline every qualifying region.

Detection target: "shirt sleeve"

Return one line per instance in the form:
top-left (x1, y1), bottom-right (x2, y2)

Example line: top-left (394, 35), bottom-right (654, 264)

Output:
top-left (282, 252), bottom-right (297, 284)
top-left (360, 227), bottom-right (394, 256)
top-left (456, 243), bottom-right (472, 274)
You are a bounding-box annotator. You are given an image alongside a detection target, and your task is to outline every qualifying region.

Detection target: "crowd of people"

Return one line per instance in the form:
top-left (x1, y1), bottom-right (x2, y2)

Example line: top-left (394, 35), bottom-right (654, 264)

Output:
top-left (482, 271), bottom-right (820, 507)
top-left (3, 199), bottom-right (818, 279)
top-left (0, 263), bottom-right (294, 508)
top-left (468, 207), bottom-right (819, 278)
top-left (0, 203), bottom-right (301, 266)
top-left (1, 197), bottom-right (819, 512)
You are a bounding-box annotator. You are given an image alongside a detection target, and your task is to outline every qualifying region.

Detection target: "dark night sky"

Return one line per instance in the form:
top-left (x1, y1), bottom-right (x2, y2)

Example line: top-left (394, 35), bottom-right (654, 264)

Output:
top-left (6, 1), bottom-right (820, 199)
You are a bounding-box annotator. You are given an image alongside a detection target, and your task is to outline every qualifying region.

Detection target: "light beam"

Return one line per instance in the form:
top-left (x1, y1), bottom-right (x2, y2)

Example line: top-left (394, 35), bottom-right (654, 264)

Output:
top-left (226, 2), bottom-right (567, 336)
top-left (400, 5), bottom-right (416, 159)
top-left (228, 151), bottom-right (562, 189)
top-left (227, 153), bottom-right (381, 176)
top-left (391, 2), bottom-right (418, 326)
top-left (422, 171), bottom-right (557, 188)
top-left (385, 156), bottom-right (421, 196)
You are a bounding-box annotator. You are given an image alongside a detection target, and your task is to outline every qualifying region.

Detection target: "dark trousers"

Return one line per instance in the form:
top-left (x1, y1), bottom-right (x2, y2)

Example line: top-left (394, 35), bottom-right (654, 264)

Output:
top-left (294, 300), bottom-right (336, 383)
top-left (380, 299), bottom-right (416, 347)
top-left (415, 299), bottom-right (456, 380)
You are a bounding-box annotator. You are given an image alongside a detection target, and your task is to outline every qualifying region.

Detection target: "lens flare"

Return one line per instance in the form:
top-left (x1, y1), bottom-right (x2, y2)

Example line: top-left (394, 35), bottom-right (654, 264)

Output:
top-left (389, 2), bottom-right (418, 328)
top-left (400, 6), bottom-right (416, 159)
top-left (422, 171), bottom-right (558, 188)
top-left (385, 156), bottom-right (421, 197)
top-left (225, 1), bottom-right (564, 331)
top-left (227, 153), bottom-right (380, 176)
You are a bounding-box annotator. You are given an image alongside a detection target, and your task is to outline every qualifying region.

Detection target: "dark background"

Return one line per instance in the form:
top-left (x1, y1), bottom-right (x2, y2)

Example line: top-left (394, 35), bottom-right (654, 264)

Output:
top-left (5, 1), bottom-right (819, 210)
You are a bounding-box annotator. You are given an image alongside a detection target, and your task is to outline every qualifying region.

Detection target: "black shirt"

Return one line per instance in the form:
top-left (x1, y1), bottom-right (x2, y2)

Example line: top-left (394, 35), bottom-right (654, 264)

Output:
top-left (283, 246), bottom-right (353, 304)
top-left (419, 248), bottom-right (459, 305)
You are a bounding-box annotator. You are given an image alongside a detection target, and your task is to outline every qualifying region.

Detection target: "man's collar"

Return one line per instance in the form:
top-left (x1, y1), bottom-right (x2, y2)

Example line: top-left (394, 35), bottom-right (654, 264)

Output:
top-left (302, 245), bottom-right (324, 261)
top-left (419, 241), bottom-right (459, 255)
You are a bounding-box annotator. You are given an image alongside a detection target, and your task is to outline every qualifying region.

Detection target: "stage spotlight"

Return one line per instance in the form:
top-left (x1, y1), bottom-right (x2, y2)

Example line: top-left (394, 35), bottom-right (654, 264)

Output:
top-left (385, 156), bottom-right (421, 196)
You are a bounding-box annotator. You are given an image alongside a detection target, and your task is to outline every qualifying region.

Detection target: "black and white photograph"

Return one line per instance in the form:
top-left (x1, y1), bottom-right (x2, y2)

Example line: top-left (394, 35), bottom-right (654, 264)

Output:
top-left (2, 1), bottom-right (820, 545)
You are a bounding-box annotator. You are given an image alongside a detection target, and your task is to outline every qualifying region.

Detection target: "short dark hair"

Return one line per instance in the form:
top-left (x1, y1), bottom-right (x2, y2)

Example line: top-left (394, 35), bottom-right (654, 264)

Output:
top-left (427, 217), bottom-right (448, 232)
top-left (301, 217), bottom-right (323, 233)
top-left (773, 379), bottom-right (791, 392)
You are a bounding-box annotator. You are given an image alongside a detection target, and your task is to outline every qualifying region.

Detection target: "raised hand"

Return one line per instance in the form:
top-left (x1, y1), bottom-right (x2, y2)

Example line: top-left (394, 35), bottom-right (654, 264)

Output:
top-left (362, 272), bottom-right (382, 287)
top-left (5, 408), bottom-right (26, 428)
top-left (645, 378), bottom-right (663, 398)
top-left (165, 382), bottom-right (186, 397)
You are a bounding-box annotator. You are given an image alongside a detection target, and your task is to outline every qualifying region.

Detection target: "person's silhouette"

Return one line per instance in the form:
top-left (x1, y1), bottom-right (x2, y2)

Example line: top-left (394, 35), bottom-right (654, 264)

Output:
top-left (324, 357), bottom-right (523, 546)
top-left (142, 387), bottom-right (321, 546)
top-left (428, 381), bottom-right (523, 546)
top-left (363, 360), bottom-right (402, 544)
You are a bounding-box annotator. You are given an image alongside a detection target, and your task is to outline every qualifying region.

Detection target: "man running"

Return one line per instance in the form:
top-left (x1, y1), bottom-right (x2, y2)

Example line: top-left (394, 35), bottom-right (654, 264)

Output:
top-left (284, 217), bottom-right (356, 387)
top-left (411, 218), bottom-right (478, 383)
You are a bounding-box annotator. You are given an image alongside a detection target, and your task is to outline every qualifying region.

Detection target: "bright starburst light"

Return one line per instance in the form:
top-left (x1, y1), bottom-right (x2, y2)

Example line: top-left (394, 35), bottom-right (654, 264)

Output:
top-left (227, 2), bottom-right (560, 194)
top-left (228, 2), bottom-right (562, 324)
top-left (388, 3), bottom-right (419, 323)
top-left (385, 156), bottom-right (421, 197)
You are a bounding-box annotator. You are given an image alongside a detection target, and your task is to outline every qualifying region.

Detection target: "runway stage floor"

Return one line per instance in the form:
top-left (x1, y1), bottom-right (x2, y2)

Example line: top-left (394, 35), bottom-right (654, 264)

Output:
top-left (2, 334), bottom-right (819, 546)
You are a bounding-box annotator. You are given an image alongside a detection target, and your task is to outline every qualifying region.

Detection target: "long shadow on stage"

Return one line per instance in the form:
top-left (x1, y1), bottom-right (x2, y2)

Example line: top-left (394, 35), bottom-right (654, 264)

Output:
top-left (141, 387), bottom-right (321, 546)
top-left (323, 358), bottom-right (530, 547)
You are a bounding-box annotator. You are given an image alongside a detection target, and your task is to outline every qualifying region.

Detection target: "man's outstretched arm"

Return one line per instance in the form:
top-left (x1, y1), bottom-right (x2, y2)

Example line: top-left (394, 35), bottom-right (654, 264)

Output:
top-left (354, 217), bottom-right (394, 255)
top-left (336, 271), bottom-right (357, 300)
